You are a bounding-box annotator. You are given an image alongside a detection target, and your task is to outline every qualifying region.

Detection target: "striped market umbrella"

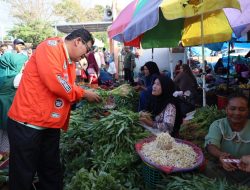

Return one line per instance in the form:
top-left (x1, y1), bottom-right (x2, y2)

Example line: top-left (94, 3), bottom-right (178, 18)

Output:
top-left (108, 0), bottom-right (250, 106)
top-left (108, 0), bottom-right (245, 49)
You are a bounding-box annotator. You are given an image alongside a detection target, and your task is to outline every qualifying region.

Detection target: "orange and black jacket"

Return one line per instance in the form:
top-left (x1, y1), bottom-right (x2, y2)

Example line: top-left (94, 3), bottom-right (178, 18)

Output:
top-left (8, 37), bottom-right (85, 131)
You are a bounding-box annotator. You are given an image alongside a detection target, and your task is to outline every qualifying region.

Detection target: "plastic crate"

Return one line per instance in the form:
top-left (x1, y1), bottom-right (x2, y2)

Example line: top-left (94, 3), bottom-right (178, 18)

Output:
top-left (142, 162), bottom-right (163, 190)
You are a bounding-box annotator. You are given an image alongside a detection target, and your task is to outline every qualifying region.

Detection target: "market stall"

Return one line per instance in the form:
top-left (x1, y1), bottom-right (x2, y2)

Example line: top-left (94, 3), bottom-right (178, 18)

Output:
top-left (52, 84), bottom-right (249, 189)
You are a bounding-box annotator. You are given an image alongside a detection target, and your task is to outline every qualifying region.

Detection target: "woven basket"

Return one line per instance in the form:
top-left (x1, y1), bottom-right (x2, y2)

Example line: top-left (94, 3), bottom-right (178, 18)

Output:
top-left (142, 162), bottom-right (163, 190)
top-left (135, 136), bottom-right (204, 174)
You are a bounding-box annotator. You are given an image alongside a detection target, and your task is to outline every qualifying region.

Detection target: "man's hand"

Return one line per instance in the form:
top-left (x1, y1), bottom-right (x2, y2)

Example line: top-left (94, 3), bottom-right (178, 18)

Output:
top-left (84, 90), bottom-right (101, 103)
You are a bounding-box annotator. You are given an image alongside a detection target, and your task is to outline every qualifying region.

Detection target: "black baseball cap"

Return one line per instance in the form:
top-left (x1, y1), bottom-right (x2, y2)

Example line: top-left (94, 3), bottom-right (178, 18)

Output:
top-left (13, 39), bottom-right (25, 45)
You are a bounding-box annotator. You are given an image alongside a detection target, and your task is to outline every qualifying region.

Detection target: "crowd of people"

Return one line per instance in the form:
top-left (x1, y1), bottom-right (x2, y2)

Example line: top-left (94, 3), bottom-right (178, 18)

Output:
top-left (74, 45), bottom-right (115, 87)
top-left (137, 59), bottom-right (250, 185)
top-left (0, 28), bottom-right (250, 190)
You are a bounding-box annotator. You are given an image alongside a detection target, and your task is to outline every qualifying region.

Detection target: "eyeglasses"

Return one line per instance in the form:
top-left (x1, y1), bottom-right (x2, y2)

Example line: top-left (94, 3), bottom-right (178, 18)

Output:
top-left (81, 39), bottom-right (91, 53)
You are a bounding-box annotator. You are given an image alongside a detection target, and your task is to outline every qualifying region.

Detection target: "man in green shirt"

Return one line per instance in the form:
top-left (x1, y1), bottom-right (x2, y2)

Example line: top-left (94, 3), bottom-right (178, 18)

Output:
top-left (123, 46), bottom-right (135, 85)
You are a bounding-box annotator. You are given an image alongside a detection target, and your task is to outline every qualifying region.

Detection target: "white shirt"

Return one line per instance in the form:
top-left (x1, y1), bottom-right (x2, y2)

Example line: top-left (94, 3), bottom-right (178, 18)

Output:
top-left (107, 61), bottom-right (116, 75)
top-left (94, 52), bottom-right (102, 69)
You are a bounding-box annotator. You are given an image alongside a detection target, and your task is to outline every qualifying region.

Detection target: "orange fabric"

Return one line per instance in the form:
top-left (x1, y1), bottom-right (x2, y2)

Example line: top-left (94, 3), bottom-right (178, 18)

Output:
top-left (8, 37), bottom-right (85, 131)
top-left (124, 35), bottom-right (142, 48)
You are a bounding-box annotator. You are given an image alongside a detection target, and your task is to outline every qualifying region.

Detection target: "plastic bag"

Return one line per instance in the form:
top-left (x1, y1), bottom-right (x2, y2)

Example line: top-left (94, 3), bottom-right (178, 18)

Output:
top-left (13, 73), bottom-right (22, 88)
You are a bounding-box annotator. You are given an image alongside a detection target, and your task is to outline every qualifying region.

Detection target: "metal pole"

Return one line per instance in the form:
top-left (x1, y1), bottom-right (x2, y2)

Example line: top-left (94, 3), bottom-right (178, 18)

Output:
top-left (112, 0), bottom-right (119, 80)
top-left (169, 48), bottom-right (174, 79)
top-left (152, 48), bottom-right (154, 60)
top-left (183, 47), bottom-right (186, 64)
top-left (227, 42), bottom-right (231, 94)
top-left (201, 12), bottom-right (206, 106)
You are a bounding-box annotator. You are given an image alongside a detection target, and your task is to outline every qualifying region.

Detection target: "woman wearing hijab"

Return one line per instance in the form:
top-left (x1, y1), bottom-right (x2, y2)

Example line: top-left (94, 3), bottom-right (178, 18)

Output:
top-left (140, 75), bottom-right (182, 137)
top-left (136, 61), bottom-right (160, 111)
top-left (174, 64), bottom-right (198, 96)
top-left (174, 64), bottom-right (198, 116)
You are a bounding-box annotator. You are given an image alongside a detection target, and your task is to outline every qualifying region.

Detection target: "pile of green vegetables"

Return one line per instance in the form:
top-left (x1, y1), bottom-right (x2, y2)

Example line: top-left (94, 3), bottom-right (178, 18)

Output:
top-left (0, 169), bottom-right (8, 188)
top-left (180, 106), bottom-right (226, 148)
top-left (160, 173), bottom-right (249, 190)
top-left (60, 86), bottom-right (248, 189)
top-left (188, 105), bottom-right (226, 129)
top-left (61, 85), bottom-right (150, 189)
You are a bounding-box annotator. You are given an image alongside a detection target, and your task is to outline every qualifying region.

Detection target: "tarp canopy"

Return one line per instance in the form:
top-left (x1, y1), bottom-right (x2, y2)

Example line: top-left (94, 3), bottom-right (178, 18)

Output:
top-left (205, 34), bottom-right (250, 51)
top-left (54, 22), bottom-right (112, 33)
top-left (190, 40), bottom-right (250, 57)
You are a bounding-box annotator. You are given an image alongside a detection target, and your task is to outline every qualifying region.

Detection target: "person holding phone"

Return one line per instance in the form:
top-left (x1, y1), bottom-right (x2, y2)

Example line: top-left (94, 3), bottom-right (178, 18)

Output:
top-left (204, 93), bottom-right (250, 186)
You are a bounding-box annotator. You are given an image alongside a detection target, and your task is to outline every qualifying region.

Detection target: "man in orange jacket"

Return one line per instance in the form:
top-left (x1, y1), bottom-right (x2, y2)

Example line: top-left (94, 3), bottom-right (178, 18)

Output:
top-left (7, 28), bottom-right (101, 190)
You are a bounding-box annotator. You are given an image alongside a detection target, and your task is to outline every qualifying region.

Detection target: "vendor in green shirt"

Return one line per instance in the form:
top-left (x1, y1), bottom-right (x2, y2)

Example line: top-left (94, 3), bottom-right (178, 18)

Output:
top-left (123, 46), bottom-right (135, 85)
top-left (204, 93), bottom-right (250, 186)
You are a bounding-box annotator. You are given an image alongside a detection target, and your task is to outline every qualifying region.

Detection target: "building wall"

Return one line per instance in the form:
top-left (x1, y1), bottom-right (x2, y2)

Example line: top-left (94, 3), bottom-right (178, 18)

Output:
top-left (134, 48), bottom-right (186, 74)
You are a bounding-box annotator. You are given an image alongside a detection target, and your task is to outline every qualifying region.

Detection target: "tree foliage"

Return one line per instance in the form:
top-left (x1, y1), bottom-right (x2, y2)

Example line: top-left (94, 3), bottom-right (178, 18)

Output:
top-left (53, 0), bottom-right (105, 23)
top-left (6, 0), bottom-right (109, 48)
top-left (9, 20), bottom-right (54, 48)
top-left (7, 0), bottom-right (53, 23)
top-left (85, 5), bottom-right (105, 22)
top-left (93, 32), bottom-right (108, 49)
top-left (53, 0), bottom-right (108, 48)
top-left (5, 0), bottom-right (55, 46)
top-left (53, 0), bottom-right (85, 23)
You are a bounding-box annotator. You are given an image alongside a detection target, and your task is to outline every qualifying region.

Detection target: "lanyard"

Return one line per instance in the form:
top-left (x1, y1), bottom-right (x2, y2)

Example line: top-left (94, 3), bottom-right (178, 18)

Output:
top-left (62, 38), bottom-right (73, 84)
top-left (63, 39), bottom-right (72, 65)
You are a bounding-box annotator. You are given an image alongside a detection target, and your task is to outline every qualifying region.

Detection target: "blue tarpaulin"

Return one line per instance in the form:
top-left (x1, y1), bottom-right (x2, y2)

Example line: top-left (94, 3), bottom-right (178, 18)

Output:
top-left (205, 34), bottom-right (250, 51)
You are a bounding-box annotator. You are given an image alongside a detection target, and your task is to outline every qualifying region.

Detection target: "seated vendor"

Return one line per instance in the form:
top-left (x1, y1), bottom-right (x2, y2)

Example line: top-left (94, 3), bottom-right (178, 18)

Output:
top-left (139, 75), bottom-right (183, 137)
top-left (174, 64), bottom-right (198, 115)
top-left (204, 93), bottom-right (250, 186)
